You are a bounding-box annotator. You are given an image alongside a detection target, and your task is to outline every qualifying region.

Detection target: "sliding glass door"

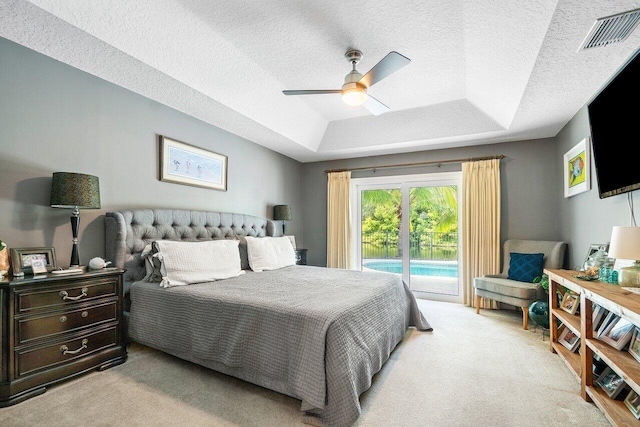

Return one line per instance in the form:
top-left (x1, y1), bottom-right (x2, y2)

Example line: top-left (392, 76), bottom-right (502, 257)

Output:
top-left (359, 186), bottom-right (402, 275)
top-left (353, 172), bottom-right (462, 302)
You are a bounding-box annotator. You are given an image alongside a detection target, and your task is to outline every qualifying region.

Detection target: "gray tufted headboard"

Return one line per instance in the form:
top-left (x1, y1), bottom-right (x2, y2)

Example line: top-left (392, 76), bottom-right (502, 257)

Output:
top-left (105, 209), bottom-right (277, 303)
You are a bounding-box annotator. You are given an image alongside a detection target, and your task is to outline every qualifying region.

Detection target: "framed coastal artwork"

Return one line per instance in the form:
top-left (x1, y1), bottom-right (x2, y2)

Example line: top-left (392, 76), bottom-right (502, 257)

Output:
top-left (159, 135), bottom-right (227, 191)
top-left (563, 137), bottom-right (590, 198)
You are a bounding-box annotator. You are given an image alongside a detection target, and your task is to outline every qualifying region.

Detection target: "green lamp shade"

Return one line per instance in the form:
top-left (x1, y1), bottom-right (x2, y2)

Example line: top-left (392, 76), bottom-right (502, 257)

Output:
top-left (273, 205), bottom-right (292, 221)
top-left (50, 172), bottom-right (101, 209)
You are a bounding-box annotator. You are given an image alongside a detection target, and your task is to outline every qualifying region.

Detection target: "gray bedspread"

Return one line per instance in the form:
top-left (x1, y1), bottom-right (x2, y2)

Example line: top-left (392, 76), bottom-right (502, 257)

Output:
top-left (129, 265), bottom-right (431, 426)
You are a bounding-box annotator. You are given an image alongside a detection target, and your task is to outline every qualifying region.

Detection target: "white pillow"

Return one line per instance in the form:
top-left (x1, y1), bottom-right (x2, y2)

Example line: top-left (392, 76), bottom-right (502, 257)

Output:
top-left (154, 240), bottom-right (244, 288)
top-left (245, 236), bottom-right (296, 272)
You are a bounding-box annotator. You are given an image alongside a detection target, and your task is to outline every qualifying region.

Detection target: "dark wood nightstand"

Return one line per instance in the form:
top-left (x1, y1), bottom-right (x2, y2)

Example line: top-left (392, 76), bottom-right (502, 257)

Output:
top-left (294, 249), bottom-right (308, 265)
top-left (0, 268), bottom-right (127, 406)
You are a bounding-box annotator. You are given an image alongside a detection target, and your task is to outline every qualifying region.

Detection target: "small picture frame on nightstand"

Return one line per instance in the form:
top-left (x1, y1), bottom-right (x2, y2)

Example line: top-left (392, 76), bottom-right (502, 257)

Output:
top-left (31, 258), bottom-right (48, 274)
top-left (10, 247), bottom-right (57, 275)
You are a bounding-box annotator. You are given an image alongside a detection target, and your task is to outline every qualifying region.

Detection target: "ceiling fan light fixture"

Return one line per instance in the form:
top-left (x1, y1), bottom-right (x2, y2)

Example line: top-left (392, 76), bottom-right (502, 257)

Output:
top-left (342, 85), bottom-right (367, 106)
top-left (283, 49), bottom-right (410, 114)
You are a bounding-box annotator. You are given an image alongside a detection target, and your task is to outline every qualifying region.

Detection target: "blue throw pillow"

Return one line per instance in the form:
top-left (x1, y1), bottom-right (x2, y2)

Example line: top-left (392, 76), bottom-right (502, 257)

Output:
top-left (508, 252), bottom-right (545, 282)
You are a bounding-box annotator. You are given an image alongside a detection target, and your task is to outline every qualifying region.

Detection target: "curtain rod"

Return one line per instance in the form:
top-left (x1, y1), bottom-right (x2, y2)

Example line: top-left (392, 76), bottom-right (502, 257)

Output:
top-left (324, 154), bottom-right (506, 174)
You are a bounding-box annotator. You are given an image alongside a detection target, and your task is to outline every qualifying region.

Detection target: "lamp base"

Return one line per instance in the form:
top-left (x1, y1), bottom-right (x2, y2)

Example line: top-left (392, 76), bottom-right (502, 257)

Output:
top-left (618, 261), bottom-right (640, 287)
top-left (70, 208), bottom-right (80, 267)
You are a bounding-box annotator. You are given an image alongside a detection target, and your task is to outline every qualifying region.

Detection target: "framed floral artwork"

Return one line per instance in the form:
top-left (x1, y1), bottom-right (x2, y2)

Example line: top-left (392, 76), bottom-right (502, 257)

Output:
top-left (563, 137), bottom-right (591, 198)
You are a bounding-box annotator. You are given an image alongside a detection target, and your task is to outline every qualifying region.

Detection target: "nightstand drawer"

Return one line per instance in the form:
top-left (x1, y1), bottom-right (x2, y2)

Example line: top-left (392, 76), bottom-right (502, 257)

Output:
top-left (16, 301), bottom-right (118, 345)
top-left (16, 278), bottom-right (118, 313)
top-left (15, 326), bottom-right (118, 377)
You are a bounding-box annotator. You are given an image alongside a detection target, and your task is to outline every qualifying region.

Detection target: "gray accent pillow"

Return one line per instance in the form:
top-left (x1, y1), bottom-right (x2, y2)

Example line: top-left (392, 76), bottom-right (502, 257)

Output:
top-left (141, 242), bottom-right (163, 283)
top-left (236, 236), bottom-right (250, 270)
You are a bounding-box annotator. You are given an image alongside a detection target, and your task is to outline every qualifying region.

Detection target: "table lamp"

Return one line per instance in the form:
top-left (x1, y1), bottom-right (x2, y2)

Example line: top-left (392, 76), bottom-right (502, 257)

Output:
top-left (273, 205), bottom-right (292, 235)
top-left (608, 226), bottom-right (640, 286)
top-left (50, 172), bottom-right (101, 267)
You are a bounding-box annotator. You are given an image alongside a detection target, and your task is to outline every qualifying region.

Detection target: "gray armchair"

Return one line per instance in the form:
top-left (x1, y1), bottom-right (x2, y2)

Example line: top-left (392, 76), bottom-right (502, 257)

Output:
top-left (474, 239), bottom-right (567, 330)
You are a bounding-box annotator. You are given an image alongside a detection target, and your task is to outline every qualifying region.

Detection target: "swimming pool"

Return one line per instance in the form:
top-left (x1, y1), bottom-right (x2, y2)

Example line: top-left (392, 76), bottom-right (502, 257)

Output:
top-left (363, 260), bottom-right (458, 277)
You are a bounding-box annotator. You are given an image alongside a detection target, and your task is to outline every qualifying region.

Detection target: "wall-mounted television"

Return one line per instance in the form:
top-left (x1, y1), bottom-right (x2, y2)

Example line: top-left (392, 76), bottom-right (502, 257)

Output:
top-left (587, 48), bottom-right (640, 199)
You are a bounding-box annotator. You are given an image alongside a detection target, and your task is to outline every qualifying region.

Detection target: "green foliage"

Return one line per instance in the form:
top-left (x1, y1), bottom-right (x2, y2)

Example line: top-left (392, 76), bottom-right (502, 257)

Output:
top-left (360, 186), bottom-right (458, 260)
top-left (362, 203), bottom-right (400, 234)
top-left (361, 186), bottom-right (458, 236)
top-left (533, 273), bottom-right (569, 297)
top-left (533, 273), bottom-right (549, 292)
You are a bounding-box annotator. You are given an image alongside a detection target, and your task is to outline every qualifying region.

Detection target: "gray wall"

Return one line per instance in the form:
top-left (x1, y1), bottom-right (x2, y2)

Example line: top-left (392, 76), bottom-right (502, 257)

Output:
top-left (0, 37), bottom-right (304, 267)
top-left (302, 103), bottom-right (639, 270)
top-left (2, 35), bottom-right (633, 274)
top-left (556, 106), bottom-right (637, 269)
top-left (302, 138), bottom-right (560, 267)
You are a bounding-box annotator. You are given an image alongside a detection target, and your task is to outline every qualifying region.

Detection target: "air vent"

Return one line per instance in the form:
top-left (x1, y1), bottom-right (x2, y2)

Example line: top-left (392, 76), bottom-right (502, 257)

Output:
top-left (579, 8), bottom-right (640, 50)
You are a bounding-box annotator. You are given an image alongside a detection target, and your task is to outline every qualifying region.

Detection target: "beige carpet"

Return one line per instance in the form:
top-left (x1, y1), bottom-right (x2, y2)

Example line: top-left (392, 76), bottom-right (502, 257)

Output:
top-left (0, 299), bottom-right (610, 427)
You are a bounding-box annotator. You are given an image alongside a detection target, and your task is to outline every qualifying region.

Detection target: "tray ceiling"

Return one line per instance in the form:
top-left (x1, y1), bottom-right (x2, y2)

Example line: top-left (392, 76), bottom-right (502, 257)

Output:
top-left (2, 0), bottom-right (640, 162)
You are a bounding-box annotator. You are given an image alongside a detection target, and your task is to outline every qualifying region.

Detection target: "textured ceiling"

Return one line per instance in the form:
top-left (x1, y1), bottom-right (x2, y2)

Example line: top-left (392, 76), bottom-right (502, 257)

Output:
top-left (2, 0), bottom-right (640, 162)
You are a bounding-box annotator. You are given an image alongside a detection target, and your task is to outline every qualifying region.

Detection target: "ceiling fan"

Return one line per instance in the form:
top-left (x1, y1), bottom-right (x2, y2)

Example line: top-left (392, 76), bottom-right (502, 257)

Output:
top-left (282, 49), bottom-right (411, 116)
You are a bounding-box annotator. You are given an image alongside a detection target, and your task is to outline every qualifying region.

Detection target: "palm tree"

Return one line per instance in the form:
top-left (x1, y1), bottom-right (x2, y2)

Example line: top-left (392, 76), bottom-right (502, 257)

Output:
top-left (361, 186), bottom-right (458, 259)
top-left (362, 186), bottom-right (457, 230)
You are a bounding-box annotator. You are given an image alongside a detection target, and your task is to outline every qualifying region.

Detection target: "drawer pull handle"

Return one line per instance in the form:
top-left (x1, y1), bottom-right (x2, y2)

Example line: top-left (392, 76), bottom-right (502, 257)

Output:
top-left (60, 339), bottom-right (88, 356)
top-left (81, 311), bottom-right (88, 318)
top-left (60, 287), bottom-right (88, 301)
top-left (59, 315), bottom-right (67, 323)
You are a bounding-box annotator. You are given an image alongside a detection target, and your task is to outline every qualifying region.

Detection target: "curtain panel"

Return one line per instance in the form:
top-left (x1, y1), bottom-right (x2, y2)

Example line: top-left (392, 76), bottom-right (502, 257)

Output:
top-left (326, 171), bottom-right (352, 269)
top-left (462, 159), bottom-right (501, 309)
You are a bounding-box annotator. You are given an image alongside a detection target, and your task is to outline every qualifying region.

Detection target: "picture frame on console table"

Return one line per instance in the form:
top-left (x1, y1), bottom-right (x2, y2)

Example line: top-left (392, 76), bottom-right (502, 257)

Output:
top-left (558, 325), bottom-right (580, 352)
top-left (625, 390), bottom-right (640, 420)
top-left (599, 316), bottom-right (634, 350)
top-left (9, 247), bottom-right (57, 275)
top-left (628, 327), bottom-right (640, 363)
top-left (563, 137), bottom-right (591, 198)
top-left (596, 367), bottom-right (627, 399)
top-left (560, 291), bottom-right (579, 315)
top-left (583, 243), bottom-right (608, 270)
top-left (592, 304), bottom-right (609, 334)
top-left (159, 135), bottom-right (228, 191)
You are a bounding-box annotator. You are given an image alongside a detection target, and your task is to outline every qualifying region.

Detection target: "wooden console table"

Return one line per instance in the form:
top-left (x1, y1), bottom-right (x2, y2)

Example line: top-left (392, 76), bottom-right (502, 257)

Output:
top-left (546, 268), bottom-right (640, 426)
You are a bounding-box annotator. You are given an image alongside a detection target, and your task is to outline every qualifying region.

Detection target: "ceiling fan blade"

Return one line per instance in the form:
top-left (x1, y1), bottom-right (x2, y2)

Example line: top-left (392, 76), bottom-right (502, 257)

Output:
top-left (282, 90), bottom-right (341, 95)
top-left (359, 51), bottom-right (410, 88)
top-left (364, 94), bottom-right (390, 116)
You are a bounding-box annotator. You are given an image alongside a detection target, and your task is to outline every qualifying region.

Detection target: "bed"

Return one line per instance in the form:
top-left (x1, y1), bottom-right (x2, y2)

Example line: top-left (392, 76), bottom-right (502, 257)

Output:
top-left (105, 208), bottom-right (431, 427)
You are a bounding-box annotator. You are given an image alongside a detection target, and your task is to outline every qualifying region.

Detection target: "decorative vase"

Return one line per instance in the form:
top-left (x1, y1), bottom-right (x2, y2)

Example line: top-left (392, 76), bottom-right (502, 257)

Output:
top-left (528, 299), bottom-right (550, 328)
top-left (0, 241), bottom-right (9, 273)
